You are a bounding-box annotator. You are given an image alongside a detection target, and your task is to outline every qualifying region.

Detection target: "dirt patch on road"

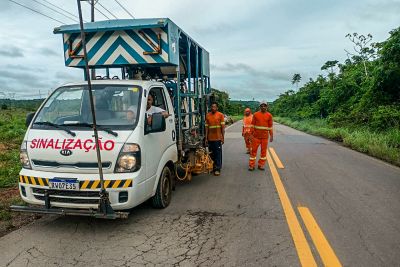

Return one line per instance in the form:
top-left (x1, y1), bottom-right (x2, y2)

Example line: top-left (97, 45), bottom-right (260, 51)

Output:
top-left (0, 187), bottom-right (41, 238)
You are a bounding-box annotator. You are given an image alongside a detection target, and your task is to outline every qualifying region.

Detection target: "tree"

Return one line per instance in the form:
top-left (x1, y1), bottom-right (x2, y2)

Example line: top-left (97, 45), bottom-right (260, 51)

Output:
top-left (211, 88), bottom-right (229, 113)
top-left (291, 73), bottom-right (302, 89)
top-left (321, 60), bottom-right (339, 75)
top-left (345, 33), bottom-right (377, 77)
top-left (321, 60), bottom-right (339, 89)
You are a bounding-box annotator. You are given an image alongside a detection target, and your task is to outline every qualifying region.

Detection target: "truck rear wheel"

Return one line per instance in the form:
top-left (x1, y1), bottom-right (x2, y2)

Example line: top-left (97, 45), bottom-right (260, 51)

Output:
top-left (152, 166), bottom-right (172, 208)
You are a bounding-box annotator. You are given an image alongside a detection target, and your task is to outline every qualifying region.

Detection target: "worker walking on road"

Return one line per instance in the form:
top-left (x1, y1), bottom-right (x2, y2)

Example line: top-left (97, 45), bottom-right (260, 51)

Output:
top-left (249, 101), bottom-right (273, 171)
top-left (205, 103), bottom-right (225, 176)
top-left (242, 108), bottom-right (253, 154)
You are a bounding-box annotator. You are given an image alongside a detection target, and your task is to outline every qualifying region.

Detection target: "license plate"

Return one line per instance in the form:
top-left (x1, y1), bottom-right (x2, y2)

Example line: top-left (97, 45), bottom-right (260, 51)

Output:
top-left (49, 178), bottom-right (79, 190)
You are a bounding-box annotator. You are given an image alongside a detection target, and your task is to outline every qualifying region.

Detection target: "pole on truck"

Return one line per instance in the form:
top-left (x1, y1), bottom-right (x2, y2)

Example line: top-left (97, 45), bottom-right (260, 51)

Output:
top-left (90, 0), bottom-right (96, 80)
top-left (77, 0), bottom-right (115, 217)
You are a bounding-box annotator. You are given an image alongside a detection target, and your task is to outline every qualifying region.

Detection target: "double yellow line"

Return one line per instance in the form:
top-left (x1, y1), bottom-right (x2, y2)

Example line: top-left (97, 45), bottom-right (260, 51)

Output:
top-left (267, 147), bottom-right (342, 267)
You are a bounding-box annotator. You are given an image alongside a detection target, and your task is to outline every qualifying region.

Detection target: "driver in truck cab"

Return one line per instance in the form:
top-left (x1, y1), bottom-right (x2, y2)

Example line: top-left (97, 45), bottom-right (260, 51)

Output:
top-left (126, 106), bottom-right (136, 124)
top-left (146, 94), bottom-right (170, 125)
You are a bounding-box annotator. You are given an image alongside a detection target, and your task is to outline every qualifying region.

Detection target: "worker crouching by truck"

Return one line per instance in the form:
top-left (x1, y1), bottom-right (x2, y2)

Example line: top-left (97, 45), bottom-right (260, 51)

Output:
top-left (205, 103), bottom-right (225, 176)
top-left (248, 101), bottom-right (273, 171)
top-left (242, 108), bottom-right (253, 154)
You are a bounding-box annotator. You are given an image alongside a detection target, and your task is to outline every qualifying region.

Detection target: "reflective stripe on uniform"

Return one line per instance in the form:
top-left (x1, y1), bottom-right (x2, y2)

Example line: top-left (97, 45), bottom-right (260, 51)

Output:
top-left (249, 157), bottom-right (256, 160)
top-left (260, 157), bottom-right (267, 160)
top-left (209, 125), bottom-right (221, 129)
top-left (220, 122), bottom-right (225, 125)
top-left (254, 126), bottom-right (273, 130)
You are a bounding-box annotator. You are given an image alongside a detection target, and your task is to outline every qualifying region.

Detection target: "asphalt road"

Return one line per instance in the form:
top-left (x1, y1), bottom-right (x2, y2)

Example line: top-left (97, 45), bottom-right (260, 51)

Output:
top-left (0, 122), bottom-right (399, 266)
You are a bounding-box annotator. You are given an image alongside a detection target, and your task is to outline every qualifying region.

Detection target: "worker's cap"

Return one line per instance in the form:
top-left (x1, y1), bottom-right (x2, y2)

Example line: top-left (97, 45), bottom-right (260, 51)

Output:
top-left (259, 100), bottom-right (268, 106)
top-left (127, 106), bottom-right (136, 113)
top-left (245, 108), bottom-right (251, 112)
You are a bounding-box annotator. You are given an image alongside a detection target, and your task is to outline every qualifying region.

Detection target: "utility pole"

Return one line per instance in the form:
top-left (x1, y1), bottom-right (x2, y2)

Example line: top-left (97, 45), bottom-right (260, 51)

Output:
top-left (90, 0), bottom-right (96, 79)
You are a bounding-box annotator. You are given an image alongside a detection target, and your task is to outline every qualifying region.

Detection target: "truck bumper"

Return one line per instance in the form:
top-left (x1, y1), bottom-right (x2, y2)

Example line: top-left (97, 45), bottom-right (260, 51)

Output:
top-left (17, 169), bottom-right (148, 211)
top-left (9, 205), bottom-right (129, 219)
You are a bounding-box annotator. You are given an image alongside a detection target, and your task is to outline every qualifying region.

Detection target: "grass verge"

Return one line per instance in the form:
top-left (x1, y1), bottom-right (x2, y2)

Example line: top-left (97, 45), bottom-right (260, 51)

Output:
top-left (231, 115), bottom-right (242, 123)
top-left (275, 117), bottom-right (400, 167)
top-left (0, 108), bottom-right (42, 235)
top-left (0, 108), bottom-right (27, 187)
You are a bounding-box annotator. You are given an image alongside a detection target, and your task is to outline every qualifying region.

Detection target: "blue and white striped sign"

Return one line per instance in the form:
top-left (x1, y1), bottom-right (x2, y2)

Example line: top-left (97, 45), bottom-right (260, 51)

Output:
top-left (63, 28), bottom-right (169, 67)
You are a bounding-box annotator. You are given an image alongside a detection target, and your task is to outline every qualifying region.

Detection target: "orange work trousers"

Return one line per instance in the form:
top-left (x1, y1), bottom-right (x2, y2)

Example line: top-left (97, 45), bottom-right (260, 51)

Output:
top-left (249, 137), bottom-right (268, 168)
top-left (243, 133), bottom-right (252, 152)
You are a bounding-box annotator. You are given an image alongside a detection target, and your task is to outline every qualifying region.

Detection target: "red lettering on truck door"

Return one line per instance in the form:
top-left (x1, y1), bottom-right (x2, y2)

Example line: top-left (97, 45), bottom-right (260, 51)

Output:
top-left (65, 139), bottom-right (74, 150)
top-left (46, 139), bottom-right (54, 149)
top-left (30, 139), bottom-right (37, 149)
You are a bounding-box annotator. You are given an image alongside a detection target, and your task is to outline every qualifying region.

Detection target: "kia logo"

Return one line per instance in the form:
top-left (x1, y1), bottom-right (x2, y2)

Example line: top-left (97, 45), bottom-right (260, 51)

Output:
top-left (60, 149), bottom-right (73, 156)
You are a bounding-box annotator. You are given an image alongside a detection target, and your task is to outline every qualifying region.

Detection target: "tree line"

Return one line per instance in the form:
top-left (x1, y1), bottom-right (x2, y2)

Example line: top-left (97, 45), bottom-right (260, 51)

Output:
top-left (211, 88), bottom-right (260, 116)
top-left (270, 27), bottom-right (400, 131)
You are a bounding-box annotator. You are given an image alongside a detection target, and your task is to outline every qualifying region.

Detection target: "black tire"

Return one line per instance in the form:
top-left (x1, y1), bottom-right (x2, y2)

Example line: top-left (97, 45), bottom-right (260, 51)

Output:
top-left (152, 166), bottom-right (172, 209)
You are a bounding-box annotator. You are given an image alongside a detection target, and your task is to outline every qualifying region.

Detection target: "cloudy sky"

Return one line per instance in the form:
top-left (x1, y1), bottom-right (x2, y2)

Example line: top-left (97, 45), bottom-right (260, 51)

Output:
top-left (0, 0), bottom-right (399, 100)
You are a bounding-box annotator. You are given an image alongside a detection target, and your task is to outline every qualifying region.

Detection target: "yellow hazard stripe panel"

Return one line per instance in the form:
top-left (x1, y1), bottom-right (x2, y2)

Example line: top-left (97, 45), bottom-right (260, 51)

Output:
top-left (19, 175), bottom-right (49, 186)
top-left (79, 179), bottom-right (133, 189)
top-left (18, 175), bottom-right (133, 189)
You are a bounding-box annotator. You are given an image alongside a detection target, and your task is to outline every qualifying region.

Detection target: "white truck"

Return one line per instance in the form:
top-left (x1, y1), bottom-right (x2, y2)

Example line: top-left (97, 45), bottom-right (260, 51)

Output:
top-left (12, 18), bottom-right (213, 218)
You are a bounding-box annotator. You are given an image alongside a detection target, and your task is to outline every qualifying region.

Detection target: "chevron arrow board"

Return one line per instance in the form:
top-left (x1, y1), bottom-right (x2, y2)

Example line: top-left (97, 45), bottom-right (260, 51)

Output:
top-left (63, 27), bottom-right (170, 67)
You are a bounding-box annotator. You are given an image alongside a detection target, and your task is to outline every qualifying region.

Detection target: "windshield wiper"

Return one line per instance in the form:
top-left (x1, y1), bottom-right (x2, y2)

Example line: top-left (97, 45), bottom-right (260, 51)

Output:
top-left (62, 122), bottom-right (118, 137)
top-left (34, 121), bottom-right (76, 137)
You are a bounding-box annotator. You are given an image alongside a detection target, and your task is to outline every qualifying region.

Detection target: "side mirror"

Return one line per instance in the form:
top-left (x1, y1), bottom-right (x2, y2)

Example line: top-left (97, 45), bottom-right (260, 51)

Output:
top-left (26, 112), bottom-right (35, 127)
top-left (145, 113), bottom-right (166, 134)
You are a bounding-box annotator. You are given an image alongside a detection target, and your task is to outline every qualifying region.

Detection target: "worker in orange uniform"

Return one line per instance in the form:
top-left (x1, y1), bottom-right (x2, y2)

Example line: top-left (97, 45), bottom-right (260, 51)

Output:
top-left (248, 101), bottom-right (273, 171)
top-left (242, 108), bottom-right (253, 154)
top-left (205, 102), bottom-right (225, 176)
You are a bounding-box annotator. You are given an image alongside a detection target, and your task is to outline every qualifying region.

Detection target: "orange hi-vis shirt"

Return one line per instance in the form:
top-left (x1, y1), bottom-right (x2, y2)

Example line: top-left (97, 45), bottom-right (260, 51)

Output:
top-left (251, 111), bottom-right (273, 139)
top-left (206, 111), bottom-right (225, 141)
top-left (243, 114), bottom-right (253, 134)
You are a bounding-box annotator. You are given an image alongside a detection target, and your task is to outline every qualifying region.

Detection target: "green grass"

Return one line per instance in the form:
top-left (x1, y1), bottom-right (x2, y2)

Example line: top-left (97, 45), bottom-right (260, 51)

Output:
top-left (0, 108), bottom-right (29, 188)
top-left (0, 105), bottom-right (38, 224)
top-left (275, 117), bottom-right (400, 167)
top-left (231, 115), bottom-right (243, 122)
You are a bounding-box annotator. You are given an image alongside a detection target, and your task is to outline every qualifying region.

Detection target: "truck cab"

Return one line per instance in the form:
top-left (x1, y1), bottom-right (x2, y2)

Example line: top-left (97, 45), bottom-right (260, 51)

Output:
top-left (20, 80), bottom-right (177, 210)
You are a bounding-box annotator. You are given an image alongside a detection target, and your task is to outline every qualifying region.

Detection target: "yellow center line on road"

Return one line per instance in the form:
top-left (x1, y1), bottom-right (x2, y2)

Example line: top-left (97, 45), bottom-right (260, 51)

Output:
top-left (269, 147), bottom-right (285, 169)
top-left (298, 207), bottom-right (342, 267)
top-left (267, 150), bottom-right (317, 267)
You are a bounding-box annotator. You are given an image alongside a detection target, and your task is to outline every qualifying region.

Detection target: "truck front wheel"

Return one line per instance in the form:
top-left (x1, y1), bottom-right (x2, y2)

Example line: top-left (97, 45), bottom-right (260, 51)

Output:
top-left (152, 166), bottom-right (172, 208)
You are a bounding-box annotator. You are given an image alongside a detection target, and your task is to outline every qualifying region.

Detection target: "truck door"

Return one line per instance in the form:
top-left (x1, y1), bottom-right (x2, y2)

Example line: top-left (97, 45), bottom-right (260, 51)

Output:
top-left (144, 86), bottom-right (175, 180)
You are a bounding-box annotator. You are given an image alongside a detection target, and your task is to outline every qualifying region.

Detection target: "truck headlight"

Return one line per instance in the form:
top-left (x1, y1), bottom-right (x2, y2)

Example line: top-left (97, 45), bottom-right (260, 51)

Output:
top-left (117, 155), bottom-right (137, 170)
top-left (20, 141), bottom-right (31, 169)
top-left (115, 143), bottom-right (141, 173)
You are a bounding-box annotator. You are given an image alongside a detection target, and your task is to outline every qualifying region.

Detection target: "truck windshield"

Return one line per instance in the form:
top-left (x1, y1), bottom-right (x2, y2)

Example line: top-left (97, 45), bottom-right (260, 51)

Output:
top-left (33, 85), bottom-right (142, 130)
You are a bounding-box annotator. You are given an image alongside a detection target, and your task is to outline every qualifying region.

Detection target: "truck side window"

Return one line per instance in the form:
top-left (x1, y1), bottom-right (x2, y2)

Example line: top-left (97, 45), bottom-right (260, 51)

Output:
top-left (149, 87), bottom-right (168, 113)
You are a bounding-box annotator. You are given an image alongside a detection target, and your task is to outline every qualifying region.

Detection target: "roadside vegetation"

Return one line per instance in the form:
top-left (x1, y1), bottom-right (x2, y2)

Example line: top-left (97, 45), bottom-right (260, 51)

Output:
top-left (275, 117), bottom-right (400, 166)
top-left (270, 28), bottom-right (400, 166)
top-left (0, 100), bottom-right (43, 235)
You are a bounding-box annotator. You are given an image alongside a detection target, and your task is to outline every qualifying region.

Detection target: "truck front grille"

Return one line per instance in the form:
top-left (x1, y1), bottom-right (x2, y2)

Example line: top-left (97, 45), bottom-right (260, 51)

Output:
top-left (33, 195), bottom-right (99, 205)
top-left (32, 188), bottom-right (100, 205)
top-left (32, 160), bottom-right (112, 169)
top-left (32, 188), bottom-right (100, 197)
